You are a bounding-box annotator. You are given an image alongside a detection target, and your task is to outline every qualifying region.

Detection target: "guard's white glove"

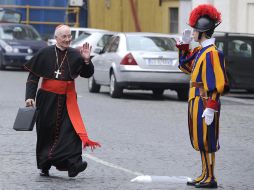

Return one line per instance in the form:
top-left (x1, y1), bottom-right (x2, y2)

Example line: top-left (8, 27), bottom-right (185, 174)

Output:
top-left (202, 108), bottom-right (215, 126)
top-left (182, 29), bottom-right (192, 44)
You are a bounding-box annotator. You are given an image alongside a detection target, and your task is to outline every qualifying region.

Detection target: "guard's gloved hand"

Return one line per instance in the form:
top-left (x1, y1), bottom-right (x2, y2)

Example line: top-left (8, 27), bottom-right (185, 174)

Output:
top-left (182, 29), bottom-right (192, 44)
top-left (202, 108), bottom-right (215, 126)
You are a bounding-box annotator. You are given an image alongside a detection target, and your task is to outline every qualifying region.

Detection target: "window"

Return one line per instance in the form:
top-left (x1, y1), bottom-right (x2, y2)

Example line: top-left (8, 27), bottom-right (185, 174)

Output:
top-left (169, 8), bottom-right (178, 33)
top-left (109, 36), bottom-right (120, 52)
top-left (1, 25), bottom-right (41, 40)
top-left (71, 31), bottom-right (76, 39)
top-left (102, 36), bottom-right (115, 53)
top-left (71, 32), bottom-right (91, 44)
top-left (228, 39), bottom-right (252, 58)
top-left (215, 41), bottom-right (224, 51)
top-left (127, 35), bottom-right (177, 52)
top-left (97, 34), bottom-right (113, 48)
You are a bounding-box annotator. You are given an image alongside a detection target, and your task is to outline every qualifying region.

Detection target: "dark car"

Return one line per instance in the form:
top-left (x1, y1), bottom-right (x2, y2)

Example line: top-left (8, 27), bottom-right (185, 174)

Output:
top-left (214, 32), bottom-right (254, 92)
top-left (0, 23), bottom-right (47, 70)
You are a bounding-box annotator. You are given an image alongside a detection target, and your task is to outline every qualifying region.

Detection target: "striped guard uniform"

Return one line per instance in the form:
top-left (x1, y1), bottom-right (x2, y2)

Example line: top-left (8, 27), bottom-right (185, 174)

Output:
top-left (177, 38), bottom-right (227, 153)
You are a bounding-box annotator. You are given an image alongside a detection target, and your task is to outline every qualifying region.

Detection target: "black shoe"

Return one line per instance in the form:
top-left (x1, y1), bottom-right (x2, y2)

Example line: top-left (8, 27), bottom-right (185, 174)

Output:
top-left (68, 161), bottom-right (87, 177)
top-left (195, 181), bottom-right (218, 188)
top-left (40, 169), bottom-right (49, 177)
top-left (187, 179), bottom-right (199, 186)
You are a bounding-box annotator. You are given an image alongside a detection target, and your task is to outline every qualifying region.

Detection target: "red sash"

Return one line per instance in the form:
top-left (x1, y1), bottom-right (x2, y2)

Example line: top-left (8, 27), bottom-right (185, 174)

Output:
top-left (41, 79), bottom-right (101, 150)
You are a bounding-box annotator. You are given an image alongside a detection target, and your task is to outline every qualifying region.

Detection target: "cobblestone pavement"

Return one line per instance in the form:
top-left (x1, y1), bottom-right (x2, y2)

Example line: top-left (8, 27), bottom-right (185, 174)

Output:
top-left (0, 70), bottom-right (254, 190)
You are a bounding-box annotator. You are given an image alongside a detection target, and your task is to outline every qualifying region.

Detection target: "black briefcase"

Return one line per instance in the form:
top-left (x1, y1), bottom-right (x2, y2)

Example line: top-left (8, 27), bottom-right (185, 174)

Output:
top-left (13, 107), bottom-right (38, 131)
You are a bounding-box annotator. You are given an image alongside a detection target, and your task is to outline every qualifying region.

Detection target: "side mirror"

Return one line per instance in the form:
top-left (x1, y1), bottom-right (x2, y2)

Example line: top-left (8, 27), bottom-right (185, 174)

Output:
top-left (94, 48), bottom-right (103, 54)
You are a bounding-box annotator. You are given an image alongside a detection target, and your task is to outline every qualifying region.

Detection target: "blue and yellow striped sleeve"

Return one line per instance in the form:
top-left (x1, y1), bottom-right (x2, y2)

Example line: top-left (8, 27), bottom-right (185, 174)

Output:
top-left (202, 50), bottom-right (226, 94)
top-left (202, 50), bottom-right (227, 110)
top-left (177, 46), bottom-right (201, 74)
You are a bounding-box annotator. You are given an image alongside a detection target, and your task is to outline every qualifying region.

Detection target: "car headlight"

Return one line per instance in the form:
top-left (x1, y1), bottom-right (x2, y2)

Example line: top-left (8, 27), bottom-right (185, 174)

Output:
top-left (0, 40), bottom-right (13, 53)
top-left (4, 44), bottom-right (13, 53)
top-left (27, 48), bottom-right (33, 54)
top-left (13, 48), bottom-right (19, 53)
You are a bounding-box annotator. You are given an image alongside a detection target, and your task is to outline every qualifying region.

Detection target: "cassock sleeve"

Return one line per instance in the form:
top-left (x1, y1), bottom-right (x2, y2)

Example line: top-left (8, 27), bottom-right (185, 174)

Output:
top-left (79, 60), bottom-right (94, 78)
top-left (25, 72), bottom-right (40, 100)
top-left (202, 50), bottom-right (227, 110)
top-left (24, 46), bottom-right (56, 79)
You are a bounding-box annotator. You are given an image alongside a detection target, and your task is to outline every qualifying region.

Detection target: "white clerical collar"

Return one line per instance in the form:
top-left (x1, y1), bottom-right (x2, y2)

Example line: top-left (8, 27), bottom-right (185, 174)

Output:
top-left (201, 38), bottom-right (215, 48)
top-left (55, 44), bottom-right (67, 51)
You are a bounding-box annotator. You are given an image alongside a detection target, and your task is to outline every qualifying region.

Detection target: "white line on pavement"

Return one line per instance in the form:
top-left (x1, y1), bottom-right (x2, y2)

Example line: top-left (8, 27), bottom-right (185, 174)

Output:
top-left (83, 153), bottom-right (144, 176)
top-left (83, 153), bottom-right (190, 184)
top-left (131, 175), bottom-right (191, 183)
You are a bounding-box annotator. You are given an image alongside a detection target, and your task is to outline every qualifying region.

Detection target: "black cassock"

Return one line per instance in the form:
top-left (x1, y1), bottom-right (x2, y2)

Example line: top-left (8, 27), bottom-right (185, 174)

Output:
top-left (25, 45), bottom-right (94, 171)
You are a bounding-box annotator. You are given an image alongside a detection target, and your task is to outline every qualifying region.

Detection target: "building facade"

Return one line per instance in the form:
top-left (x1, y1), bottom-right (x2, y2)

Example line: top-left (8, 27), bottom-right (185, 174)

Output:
top-left (1, 0), bottom-right (253, 36)
top-left (0, 0), bottom-right (88, 38)
top-left (88, 0), bottom-right (180, 33)
top-left (180, 0), bottom-right (254, 34)
top-left (88, 0), bottom-right (254, 34)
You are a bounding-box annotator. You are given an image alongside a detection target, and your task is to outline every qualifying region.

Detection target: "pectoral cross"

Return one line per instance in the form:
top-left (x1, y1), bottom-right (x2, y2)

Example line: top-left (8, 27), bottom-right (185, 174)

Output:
top-left (54, 69), bottom-right (62, 79)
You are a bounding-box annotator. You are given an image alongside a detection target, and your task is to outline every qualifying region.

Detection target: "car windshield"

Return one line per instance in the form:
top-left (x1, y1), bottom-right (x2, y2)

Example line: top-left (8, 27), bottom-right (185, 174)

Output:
top-left (126, 35), bottom-right (177, 52)
top-left (0, 25), bottom-right (41, 40)
top-left (71, 32), bottom-right (91, 44)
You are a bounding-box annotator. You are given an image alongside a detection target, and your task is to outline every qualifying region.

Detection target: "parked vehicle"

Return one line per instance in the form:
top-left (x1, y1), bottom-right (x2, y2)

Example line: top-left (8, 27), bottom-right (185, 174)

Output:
top-left (214, 32), bottom-right (254, 92)
top-left (0, 23), bottom-right (47, 70)
top-left (0, 8), bottom-right (21, 23)
top-left (89, 32), bottom-right (190, 100)
top-left (70, 27), bottom-right (93, 39)
top-left (47, 27), bottom-right (94, 46)
top-left (70, 28), bottom-right (115, 57)
top-left (46, 34), bottom-right (56, 46)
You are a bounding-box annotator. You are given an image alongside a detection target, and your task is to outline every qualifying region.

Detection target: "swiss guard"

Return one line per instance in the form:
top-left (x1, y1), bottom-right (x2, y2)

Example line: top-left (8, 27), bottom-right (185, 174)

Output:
top-left (176, 4), bottom-right (228, 188)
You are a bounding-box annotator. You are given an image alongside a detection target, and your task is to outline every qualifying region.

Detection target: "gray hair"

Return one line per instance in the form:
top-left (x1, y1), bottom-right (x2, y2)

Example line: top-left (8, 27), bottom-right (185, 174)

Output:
top-left (54, 25), bottom-right (70, 38)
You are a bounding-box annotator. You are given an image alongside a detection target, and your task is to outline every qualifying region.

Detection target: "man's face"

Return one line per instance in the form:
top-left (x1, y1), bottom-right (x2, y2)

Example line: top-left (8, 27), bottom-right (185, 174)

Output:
top-left (192, 29), bottom-right (199, 42)
top-left (55, 26), bottom-right (72, 49)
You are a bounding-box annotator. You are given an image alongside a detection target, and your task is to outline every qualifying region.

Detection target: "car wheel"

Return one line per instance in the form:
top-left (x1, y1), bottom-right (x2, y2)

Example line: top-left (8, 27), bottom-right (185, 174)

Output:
top-left (176, 88), bottom-right (189, 101)
top-left (88, 76), bottom-right (100, 93)
top-left (109, 72), bottom-right (123, 98)
top-left (152, 89), bottom-right (164, 98)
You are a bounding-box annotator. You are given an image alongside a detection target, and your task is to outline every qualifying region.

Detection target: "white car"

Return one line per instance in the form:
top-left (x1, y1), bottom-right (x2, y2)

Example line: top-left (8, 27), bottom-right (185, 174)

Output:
top-left (70, 27), bottom-right (91, 39)
top-left (70, 28), bottom-right (115, 57)
top-left (89, 32), bottom-right (190, 100)
top-left (47, 27), bottom-right (107, 46)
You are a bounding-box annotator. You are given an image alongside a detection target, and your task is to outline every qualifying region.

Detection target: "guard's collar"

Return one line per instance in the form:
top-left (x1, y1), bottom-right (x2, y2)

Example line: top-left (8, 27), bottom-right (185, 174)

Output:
top-left (201, 38), bottom-right (215, 48)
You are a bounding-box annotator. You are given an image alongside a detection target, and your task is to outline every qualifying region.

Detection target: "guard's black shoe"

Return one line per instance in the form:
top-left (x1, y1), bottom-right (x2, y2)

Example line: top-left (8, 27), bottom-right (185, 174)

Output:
top-left (195, 181), bottom-right (218, 188)
top-left (68, 161), bottom-right (87, 177)
top-left (40, 169), bottom-right (49, 177)
top-left (187, 179), bottom-right (199, 186)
